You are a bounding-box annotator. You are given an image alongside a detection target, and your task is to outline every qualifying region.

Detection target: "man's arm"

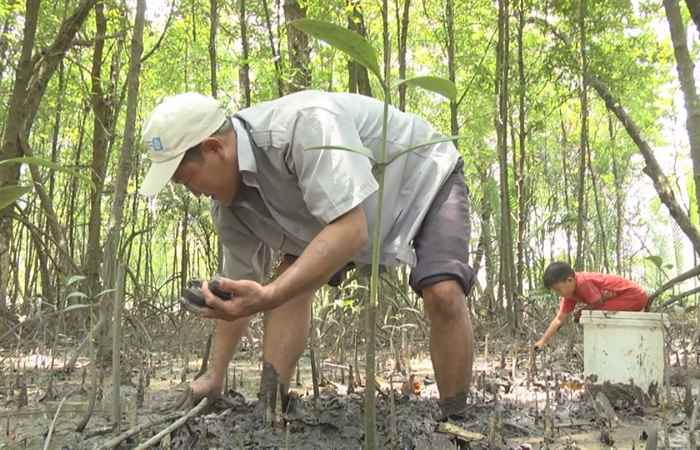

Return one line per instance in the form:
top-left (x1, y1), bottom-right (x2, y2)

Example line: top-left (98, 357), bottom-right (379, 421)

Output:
top-left (201, 206), bottom-right (368, 320)
top-left (535, 310), bottom-right (569, 349)
top-left (267, 205), bottom-right (368, 305)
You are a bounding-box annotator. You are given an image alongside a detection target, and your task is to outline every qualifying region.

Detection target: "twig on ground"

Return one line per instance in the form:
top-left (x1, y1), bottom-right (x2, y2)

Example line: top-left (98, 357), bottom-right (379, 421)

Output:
top-left (133, 397), bottom-right (209, 450)
top-left (43, 390), bottom-right (75, 450)
top-left (96, 413), bottom-right (180, 449)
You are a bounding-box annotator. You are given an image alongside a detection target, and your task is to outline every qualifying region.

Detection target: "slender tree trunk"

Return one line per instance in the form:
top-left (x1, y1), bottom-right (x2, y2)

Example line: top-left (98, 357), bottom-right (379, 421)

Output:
top-left (574, 0), bottom-right (588, 271)
top-left (347, 0), bottom-right (372, 97)
top-left (67, 107), bottom-right (88, 264)
top-left (180, 199), bottom-right (190, 293)
top-left (396, 0), bottom-right (411, 111)
top-left (515, 0), bottom-right (527, 296)
top-left (102, 0), bottom-right (144, 307)
top-left (664, 0), bottom-right (700, 226)
top-left (239, 0), bottom-right (251, 107)
top-left (284, 0), bottom-right (310, 92)
top-left (496, 0), bottom-right (515, 326)
top-left (560, 115), bottom-right (573, 264)
top-left (209, 0), bottom-right (218, 98)
top-left (609, 115), bottom-right (624, 274)
top-left (48, 63), bottom-right (67, 200)
top-left (262, 0), bottom-right (284, 97)
top-left (587, 146), bottom-right (610, 271)
top-left (0, 14), bottom-right (14, 84)
top-left (86, 0), bottom-right (115, 300)
top-left (446, 0), bottom-right (458, 140)
top-left (477, 167), bottom-right (496, 310)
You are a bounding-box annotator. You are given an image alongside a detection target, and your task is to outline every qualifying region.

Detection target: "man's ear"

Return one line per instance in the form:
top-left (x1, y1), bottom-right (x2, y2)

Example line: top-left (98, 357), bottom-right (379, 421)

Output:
top-left (200, 136), bottom-right (225, 157)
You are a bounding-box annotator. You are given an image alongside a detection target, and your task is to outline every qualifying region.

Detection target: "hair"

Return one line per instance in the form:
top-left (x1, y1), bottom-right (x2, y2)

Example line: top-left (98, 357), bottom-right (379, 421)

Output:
top-left (543, 261), bottom-right (575, 288)
top-left (181, 117), bottom-right (234, 163)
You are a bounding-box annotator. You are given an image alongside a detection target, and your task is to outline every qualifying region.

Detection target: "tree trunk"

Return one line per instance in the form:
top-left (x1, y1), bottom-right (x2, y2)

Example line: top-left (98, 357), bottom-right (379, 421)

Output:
top-left (284, 0), bottom-right (310, 92)
top-left (86, 0), bottom-right (116, 301)
top-left (239, 0), bottom-right (251, 107)
top-left (515, 0), bottom-right (527, 295)
top-left (262, 0), bottom-right (284, 97)
top-left (496, 0), bottom-right (516, 326)
top-left (0, 0), bottom-right (40, 308)
top-left (347, 0), bottom-right (372, 97)
top-left (575, 0), bottom-right (589, 271)
top-left (587, 144), bottom-right (610, 272)
top-left (0, 13), bottom-right (14, 84)
top-left (609, 114), bottom-right (624, 274)
top-left (560, 115), bottom-right (573, 264)
top-left (180, 199), bottom-right (190, 293)
top-left (446, 0), bottom-right (458, 140)
top-left (664, 0), bottom-right (700, 227)
top-left (396, 0), bottom-right (411, 111)
top-left (209, 0), bottom-right (218, 98)
top-left (685, 0), bottom-right (700, 35)
top-left (101, 0), bottom-right (145, 326)
top-left (477, 168), bottom-right (496, 311)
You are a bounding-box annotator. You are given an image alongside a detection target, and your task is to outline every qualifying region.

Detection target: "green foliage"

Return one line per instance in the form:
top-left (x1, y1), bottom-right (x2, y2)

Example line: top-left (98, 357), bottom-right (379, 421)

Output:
top-left (291, 19), bottom-right (382, 81)
top-left (0, 185), bottom-right (32, 211)
top-left (394, 76), bottom-right (458, 101)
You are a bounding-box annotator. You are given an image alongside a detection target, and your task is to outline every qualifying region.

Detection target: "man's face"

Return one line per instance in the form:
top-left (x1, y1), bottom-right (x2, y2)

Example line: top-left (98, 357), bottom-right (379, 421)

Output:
top-left (172, 137), bottom-right (239, 205)
top-left (550, 277), bottom-right (576, 298)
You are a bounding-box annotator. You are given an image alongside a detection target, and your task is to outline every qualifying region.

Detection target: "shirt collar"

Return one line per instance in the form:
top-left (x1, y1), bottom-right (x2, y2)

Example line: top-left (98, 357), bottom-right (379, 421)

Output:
top-left (233, 116), bottom-right (257, 175)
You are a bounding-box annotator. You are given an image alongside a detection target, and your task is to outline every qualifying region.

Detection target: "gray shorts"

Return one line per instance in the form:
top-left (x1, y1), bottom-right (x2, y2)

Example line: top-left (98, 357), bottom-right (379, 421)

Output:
top-left (408, 158), bottom-right (475, 297)
top-left (285, 159), bottom-right (475, 295)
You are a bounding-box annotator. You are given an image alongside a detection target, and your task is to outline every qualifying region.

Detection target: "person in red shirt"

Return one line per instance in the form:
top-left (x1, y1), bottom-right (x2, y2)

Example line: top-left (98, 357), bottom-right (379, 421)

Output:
top-left (534, 261), bottom-right (648, 350)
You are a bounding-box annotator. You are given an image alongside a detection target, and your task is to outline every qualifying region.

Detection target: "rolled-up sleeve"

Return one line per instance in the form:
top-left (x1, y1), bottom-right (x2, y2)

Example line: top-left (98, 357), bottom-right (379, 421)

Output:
top-left (211, 202), bottom-right (273, 282)
top-left (290, 108), bottom-right (378, 224)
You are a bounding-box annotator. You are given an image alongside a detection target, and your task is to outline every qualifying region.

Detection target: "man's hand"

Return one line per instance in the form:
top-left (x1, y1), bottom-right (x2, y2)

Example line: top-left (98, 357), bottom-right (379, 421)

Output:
top-left (197, 278), bottom-right (279, 321)
top-left (534, 340), bottom-right (545, 352)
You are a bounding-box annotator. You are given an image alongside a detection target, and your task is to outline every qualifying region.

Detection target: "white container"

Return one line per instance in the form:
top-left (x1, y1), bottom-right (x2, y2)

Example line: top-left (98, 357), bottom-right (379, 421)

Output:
top-left (580, 310), bottom-right (666, 393)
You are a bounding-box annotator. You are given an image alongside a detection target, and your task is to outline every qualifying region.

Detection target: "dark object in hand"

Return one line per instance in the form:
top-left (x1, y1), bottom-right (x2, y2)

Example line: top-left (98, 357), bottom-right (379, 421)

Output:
top-left (180, 277), bottom-right (231, 314)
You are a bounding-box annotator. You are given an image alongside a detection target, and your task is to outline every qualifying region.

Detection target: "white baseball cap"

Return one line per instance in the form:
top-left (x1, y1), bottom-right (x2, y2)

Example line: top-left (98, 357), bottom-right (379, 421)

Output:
top-left (139, 92), bottom-right (227, 196)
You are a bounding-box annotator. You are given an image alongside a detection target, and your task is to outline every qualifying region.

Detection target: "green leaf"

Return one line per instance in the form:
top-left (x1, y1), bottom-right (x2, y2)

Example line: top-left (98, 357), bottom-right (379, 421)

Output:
top-left (304, 145), bottom-right (376, 163)
top-left (290, 19), bottom-right (382, 81)
top-left (386, 136), bottom-right (462, 165)
top-left (65, 275), bottom-right (86, 287)
top-left (66, 292), bottom-right (88, 300)
top-left (0, 185), bottom-right (32, 211)
top-left (645, 255), bottom-right (664, 269)
top-left (0, 156), bottom-right (95, 188)
top-left (394, 76), bottom-right (458, 100)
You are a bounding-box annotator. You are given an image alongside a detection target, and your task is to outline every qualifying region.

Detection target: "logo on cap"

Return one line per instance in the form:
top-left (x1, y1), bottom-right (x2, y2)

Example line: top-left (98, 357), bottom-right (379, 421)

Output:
top-left (150, 137), bottom-right (164, 152)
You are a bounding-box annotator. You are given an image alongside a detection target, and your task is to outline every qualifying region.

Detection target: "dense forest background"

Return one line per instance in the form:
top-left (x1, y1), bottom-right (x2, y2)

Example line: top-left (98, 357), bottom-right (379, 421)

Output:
top-left (2, 0), bottom-right (700, 448)
top-left (0, 0), bottom-right (697, 327)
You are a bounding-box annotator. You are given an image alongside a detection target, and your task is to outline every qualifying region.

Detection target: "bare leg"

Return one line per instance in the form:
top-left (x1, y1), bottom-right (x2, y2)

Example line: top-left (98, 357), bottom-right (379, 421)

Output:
top-left (261, 255), bottom-right (314, 384)
top-left (261, 294), bottom-right (313, 384)
top-left (422, 279), bottom-right (474, 416)
top-left (258, 256), bottom-right (314, 420)
top-left (191, 317), bottom-right (250, 398)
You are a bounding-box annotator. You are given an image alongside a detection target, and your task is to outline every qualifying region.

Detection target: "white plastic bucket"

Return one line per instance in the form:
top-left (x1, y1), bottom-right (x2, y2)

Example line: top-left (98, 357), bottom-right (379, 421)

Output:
top-left (580, 310), bottom-right (666, 393)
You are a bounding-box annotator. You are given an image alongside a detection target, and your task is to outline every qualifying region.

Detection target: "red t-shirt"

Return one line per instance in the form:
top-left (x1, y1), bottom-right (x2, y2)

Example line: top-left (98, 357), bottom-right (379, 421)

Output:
top-left (558, 272), bottom-right (647, 315)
